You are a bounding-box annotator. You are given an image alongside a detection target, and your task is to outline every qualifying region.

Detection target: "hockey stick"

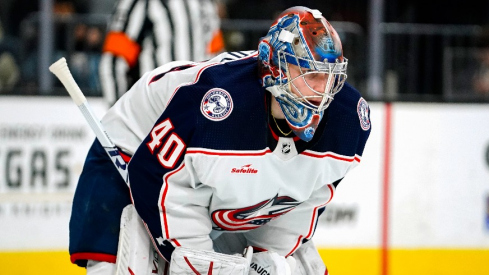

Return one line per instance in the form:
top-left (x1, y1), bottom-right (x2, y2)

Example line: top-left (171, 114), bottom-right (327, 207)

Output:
top-left (49, 57), bottom-right (128, 184)
top-left (50, 57), bottom-right (153, 275)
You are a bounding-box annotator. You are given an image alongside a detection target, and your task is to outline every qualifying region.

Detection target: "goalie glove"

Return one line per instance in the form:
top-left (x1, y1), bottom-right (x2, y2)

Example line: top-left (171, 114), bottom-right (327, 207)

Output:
top-left (169, 246), bottom-right (253, 274)
top-left (249, 251), bottom-right (296, 275)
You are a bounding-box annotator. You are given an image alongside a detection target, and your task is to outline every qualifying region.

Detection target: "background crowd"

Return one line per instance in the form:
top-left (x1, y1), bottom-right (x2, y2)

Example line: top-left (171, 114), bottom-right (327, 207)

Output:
top-left (1, 0), bottom-right (489, 100)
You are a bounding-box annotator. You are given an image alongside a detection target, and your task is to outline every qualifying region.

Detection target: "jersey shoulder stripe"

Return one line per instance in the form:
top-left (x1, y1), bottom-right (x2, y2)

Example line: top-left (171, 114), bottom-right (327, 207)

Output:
top-left (218, 51), bottom-right (257, 63)
top-left (144, 51), bottom-right (258, 106)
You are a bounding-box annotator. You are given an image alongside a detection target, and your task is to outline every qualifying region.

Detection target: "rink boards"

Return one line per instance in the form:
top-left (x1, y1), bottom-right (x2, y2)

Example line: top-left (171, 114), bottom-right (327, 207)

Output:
top-left (0, 97), bottom-right (488, 275)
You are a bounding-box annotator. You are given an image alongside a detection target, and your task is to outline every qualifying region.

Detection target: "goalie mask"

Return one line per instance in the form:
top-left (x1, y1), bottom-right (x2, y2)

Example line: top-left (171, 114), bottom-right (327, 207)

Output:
top-left (258, 6), bottom-right (348, 142)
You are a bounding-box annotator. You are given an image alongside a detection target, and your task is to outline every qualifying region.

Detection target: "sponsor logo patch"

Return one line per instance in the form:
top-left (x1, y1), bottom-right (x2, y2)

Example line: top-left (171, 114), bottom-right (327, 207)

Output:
top-left (357, 97), bottom-right (371, 131)
top-left (231, 164), bottom-right (258, 174)
top-left (201, 88), bottom-right (233, 121)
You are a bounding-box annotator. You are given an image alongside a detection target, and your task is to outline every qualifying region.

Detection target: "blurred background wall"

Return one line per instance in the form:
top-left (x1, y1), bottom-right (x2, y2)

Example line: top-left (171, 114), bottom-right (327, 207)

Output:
top-left (2, 0), bottom-right (489, 100)
top-left (0, 0), bottom-right (489, 274)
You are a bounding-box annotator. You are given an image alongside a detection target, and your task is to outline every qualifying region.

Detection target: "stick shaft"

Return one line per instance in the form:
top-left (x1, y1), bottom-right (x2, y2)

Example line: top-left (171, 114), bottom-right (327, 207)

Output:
top-left (49, 57), bottom-right (128, 183)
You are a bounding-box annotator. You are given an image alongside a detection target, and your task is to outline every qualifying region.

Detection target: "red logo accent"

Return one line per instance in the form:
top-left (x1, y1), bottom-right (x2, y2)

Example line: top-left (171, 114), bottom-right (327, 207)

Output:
top-left (152, 259), bottom-right (158, 274)
top-left (231, 164), bottom-right (258, 174)
top-left (184, 257), bottom-right (213, 275)
top-left (212, 195), bottom-right (300, 231)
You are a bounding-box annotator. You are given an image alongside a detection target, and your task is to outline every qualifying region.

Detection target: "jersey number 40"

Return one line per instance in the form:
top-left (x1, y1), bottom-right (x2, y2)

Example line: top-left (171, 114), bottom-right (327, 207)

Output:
top-left (146, 119), bottom-right (186, 169)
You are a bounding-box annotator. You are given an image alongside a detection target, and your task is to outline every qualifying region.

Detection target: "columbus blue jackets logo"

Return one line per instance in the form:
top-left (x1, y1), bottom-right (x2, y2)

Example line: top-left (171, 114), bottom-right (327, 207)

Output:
top-left (211, 195), bottom-right (301, 231)
top-left (201, 88), bottom-right (233, 121)
top-left (357, 97), bottom-right (371, 131)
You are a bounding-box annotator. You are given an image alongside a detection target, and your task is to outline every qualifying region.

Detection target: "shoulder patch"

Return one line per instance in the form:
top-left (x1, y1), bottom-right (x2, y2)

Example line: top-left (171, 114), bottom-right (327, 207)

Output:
top-left (201, 88), bottom-right (233, 121)
top-left (357, 97), bottom-right (371, 131)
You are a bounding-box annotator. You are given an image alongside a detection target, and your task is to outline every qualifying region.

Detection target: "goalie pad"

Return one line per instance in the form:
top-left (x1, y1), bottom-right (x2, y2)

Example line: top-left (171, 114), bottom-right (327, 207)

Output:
top-left (169, 246), bottom-right (252, 274)
top-left (293, 240), bottom-right (328, 275)
top-left (86, 260), bottom-right (116, 275)
top-left (115, 204), bottom-right (167, 275)
top-left (249, 251), bottom-right (295, 275)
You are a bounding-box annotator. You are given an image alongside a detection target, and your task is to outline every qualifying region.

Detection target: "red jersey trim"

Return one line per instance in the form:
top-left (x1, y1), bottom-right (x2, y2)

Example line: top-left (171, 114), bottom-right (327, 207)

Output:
top-left (186, 148), bottom-right (272, 156)
top-left (251, 246), bottom-right (268, 252)
top-left (286, 235), bottom-right (304, 257)
top-left (118, 150), bottom-right (132, 163)
top-left (285, 185), bottom-right (334, 257)
top-left (305, 184), bottom-right (335, 240)
top-left (187, 147), bottom-right (359, 163)
top-left (160, 163), bottom-right (186, 239)
top-left (70, 252), bottom-right (117, 264)
top-left (301, 151), bottom-right (361, 162)
top-left (165, 63), bottom-right (220, 106)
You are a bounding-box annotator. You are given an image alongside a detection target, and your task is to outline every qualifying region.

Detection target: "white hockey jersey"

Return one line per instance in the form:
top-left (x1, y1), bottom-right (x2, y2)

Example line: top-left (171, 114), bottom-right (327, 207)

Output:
top-left (101, 51), bottom-right (371, 261)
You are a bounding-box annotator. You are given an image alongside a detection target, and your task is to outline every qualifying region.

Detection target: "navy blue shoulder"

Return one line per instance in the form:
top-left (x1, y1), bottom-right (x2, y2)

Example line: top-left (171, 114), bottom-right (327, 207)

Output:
top-left (311, 82), bottom-right (371, 157)
top-left (331, 82), bottom-right (363, 111)
top-left (164, 55), bottom-right (269, 151)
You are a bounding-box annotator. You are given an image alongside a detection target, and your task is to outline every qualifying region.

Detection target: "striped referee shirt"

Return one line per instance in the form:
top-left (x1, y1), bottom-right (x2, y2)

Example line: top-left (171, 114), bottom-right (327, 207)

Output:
top-left (99, 0), bottom-right (224, 105)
